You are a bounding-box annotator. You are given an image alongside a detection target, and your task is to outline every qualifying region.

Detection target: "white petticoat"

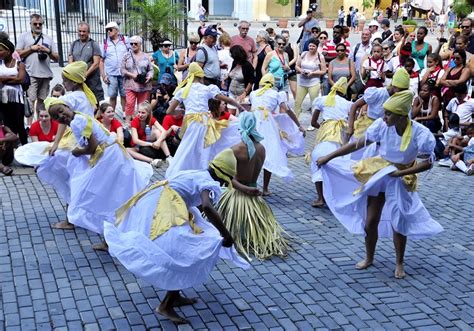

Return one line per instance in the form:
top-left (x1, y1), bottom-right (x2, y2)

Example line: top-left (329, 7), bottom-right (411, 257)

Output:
top-left (310, 141), bottom-right (341, 183)
top-left (274, 114), bottom-right (305, 156)
top-left (104, 186), bottom-right (250, 291)
top-left (37, 149), bottom-right (73, 204)
top-left (166, 119), bottom-right (241, 179)
top-left (255, 110), bottom-right (293, 181)
top-left (321, 157), bottom-right (444, 239)
top-left (67, 144), bottom-right (151, 234)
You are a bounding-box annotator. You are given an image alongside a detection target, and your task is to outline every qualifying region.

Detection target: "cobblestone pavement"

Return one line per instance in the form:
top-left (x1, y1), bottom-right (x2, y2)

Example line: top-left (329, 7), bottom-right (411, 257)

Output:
top-left (1, 119), bottom-right (473, 330)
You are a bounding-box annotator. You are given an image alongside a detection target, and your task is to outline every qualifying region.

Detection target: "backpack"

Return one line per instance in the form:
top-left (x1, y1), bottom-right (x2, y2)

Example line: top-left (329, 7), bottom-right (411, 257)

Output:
top-left (103, 35), bottom-right (128, 57)
top-left (189, 46), bottom-right (208, 65)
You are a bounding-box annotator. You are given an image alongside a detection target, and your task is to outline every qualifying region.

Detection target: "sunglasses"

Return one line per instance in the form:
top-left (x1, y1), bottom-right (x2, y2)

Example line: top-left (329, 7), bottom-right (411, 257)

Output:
top-left (162, 44), bottom-right (171, 47)
top-left (336, 49), bottom-right (345, 52)
top-left (106, 28), bottom-right (114, 32)
top-left (277, 42), bottom-right (285, 46)
top-left (33, 23), bottom-right (43, 26)
top-left (382, 47), bottom-right (389, 50)
top-left (461, 25), bottom-right (471, 29)
top-left (454, 56), bottom-right (462, 60)
top-left (190, 42), bottom-right (198, 45)
top-left (319, 36), bottom-right (327, 39)
top-left (130, 42), bottom-right (138, 46)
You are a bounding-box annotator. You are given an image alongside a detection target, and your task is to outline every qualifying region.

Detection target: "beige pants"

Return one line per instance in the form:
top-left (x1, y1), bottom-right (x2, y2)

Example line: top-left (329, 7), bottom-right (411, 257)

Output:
top-left (294, 83), bottom-right (320, 119)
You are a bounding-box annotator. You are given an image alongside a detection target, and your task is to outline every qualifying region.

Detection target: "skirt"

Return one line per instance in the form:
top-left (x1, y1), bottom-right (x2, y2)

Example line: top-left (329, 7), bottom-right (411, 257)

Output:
top-left (320, 157), bottom-right (444, 239)
top-left (310, 141), bottom-right (341, 183)
top-left (104, 186), bottom-right (249, 291)
top-left (217, 188), bottom-right (289, 261)
top-left (274, 113), bottom-right (305, 156)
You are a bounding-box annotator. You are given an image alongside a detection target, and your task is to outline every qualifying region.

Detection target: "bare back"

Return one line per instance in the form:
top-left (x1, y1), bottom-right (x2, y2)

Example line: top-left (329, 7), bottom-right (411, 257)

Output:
top-left (231, 141), bottom-right (265, 185)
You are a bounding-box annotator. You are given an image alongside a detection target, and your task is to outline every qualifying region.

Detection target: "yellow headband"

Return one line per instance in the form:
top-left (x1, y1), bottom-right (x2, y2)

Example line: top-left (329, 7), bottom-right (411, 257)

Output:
top-left (325, 77), bottom-right (348, 107)
top-left (44, 97), bottom-right (68, 111)
top-left (209, 148), bottom-right (237, 187)
top-left (391, 67), bottom-right (410, 89)
top-left (383, 90), bottom-right (414, 151)
top-left (174, 62), bottom-right (205, 99)
top-left (62, 61), bottom-right (97, 107)
top-left (256, 73), bottom-right (275, 96)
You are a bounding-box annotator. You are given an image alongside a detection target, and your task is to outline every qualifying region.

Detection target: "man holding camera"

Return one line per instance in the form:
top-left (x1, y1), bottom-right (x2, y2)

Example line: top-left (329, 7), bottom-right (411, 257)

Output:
top-left (16, 14), bottom-right (58, 122)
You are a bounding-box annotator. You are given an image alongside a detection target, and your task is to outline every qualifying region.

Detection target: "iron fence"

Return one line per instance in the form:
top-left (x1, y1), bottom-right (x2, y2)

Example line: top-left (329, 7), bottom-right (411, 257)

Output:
top-left (0, 0), bottom-right (187, 65)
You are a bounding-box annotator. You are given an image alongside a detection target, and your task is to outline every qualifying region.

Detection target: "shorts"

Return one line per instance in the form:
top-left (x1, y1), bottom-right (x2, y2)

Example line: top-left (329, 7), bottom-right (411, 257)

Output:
top-left (28, 77), bottom-right (51, 102)
top-left (107, 75), bottom-right (126, 98)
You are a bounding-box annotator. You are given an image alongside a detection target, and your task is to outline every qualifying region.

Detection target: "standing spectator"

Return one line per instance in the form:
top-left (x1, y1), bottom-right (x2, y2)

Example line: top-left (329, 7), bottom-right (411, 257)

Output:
top-left (460, 18), bottom-right (474, 54)
top-left (294, 37), bottom-right (326, 120)
top-left (412, 83), bottom-right (442, 133)
top-left (447, 7), bottom-right (456, 31)
top-left (266, 27), bottom-right (276, 49)
top-left (231, 21), bottom-right (256, 64)
top-left (401, 2), bottom-right (409, 21)
top-left (0, 38), bottom-right (28, 144)
top-left (98, 102), bottom-right (124, 144)
top-left (329, 43), bottom-right (355, 93)
top-left (392, 2), bottom-right (399, 22)
top-left (420, 53), bottom-right (444, 98)
top-left (351, 29), bottom-right (372, 96)
top-left (347, 7), bottom-right (353, 28)
top-left (197, 3), bottom-right (207, 21)
top-left (411, 27), bottom-right (432, 71)
top-left (177, 33), bottom-right (200, 80)
top-left (196, 26), bottom-right (222, 86)
top-left (262, 35), bottom-right (290, 93)
top-left (227, 45), bottom-right (254, 105)
top-left (0, 113), bottom-right (17, 175)
top-left (361, 44), bottom-right (386, 90)
top-left (152, 39), bottom-right (179, 86)
top-left (302, 26), bottom-right (320, 52)
top-left (338, 6), bottom-right (345, 26)
top-left (368, 20), bottom-right (382, 43)
top-left (282, 30), bottom-right (299, 100)
top-left (352, 9), bottom-right (359, 33)
top-left (380, 19), bottom-right (392, 41)
top-left (426, 8), bottom-right (435, 34)
top-left (218, 33), bottom-right (233, 90)
top-left (393, 26), bottom-right (406, 56)
top-left (297, 10), bottom-right (318, 52)
top-left (387, 43), bottom-right (420, 76)
top-left (16, 14), bottom-right (58, 124)
top-left (382, 40), bottom-right (395, 86)
top-left (68, 22), bottom-right (104, 105)
top-left (29, 108), bottom-right (59, 142)
top-left (253, 30), bottom-right (272, 90)
top-left (100, 22), bottom-right (129, 112)
top-left (121, 36), bottom-right (154, 125)
top-left (322, 26), bottom-right (350, 95)
top-left (438, 9), bottom-right (447, 39)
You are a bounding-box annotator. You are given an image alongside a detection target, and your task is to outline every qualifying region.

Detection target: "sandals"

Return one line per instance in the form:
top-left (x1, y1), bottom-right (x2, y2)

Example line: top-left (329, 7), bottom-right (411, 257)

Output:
top-left (0, 165), bottom-right (13, 176)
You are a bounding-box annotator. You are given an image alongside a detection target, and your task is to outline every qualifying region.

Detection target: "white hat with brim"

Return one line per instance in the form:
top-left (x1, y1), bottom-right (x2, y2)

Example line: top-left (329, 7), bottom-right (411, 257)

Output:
top-left (105, 22), bottom-right (119, 30)
top-left (368, 20), bottom-right (379, 27)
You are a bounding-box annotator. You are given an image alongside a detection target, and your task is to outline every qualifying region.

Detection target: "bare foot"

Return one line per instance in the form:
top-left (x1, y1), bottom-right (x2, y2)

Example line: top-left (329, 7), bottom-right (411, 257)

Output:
top-left (173, 295), bottom-right (198, 307)
top-left (311, 200), bottom-right (326, 208)
top-left (51, 221), bottom-right (75, 230)
top-left (156, 306), bottom-right (188, 324)
top-left (394, 264), bottom-right (406, 279)
top-left (262, 190), bottom-right (272, 196)
top-left (355, 259), bottom-right (373, 270)
top-left (92, 242), bottom-right (109, 252)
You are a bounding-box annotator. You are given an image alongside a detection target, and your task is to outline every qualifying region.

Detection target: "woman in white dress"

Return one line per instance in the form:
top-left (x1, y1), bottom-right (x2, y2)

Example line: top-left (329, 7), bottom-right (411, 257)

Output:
top-left (45, 97), bottom-right (151, 250)
top-left (104, 149), bottom-right (249, 324)
top-left (165, 63), bottom-right (245, 179)
top-left (317, 90), bottom-right (443, 279)
top-left (249, 73), bottom-right (305, 195)
top-left (310, 78), bottom-right (352, 208)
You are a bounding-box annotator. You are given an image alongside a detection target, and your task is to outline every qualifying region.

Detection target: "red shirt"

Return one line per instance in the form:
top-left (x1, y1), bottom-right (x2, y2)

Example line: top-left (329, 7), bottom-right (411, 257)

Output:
top-left (323, 39), bottom-right (351, 58)
top-left (231, 35), bottom-right (257, 62)
top-left (109, 118), bottom-right (123, 133)
top-left (161, 115), bottom-right (183, 137)
top-left (29, 120), bottom-right (59, 142)
top-left (218, 111), bottom-right (231, 121)
top-left (130, 117), bottom-right (156, 146)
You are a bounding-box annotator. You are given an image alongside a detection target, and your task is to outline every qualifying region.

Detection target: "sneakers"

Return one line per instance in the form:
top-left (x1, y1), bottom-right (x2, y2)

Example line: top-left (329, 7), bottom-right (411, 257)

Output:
top-left (151, 159), bottom-right (163, 168)
top-left (467, 164), bottom-right (474, 176)
top-left (438, 158), bottom-right (453, 167)
top-left (307, 126), bottom-right (315, 131)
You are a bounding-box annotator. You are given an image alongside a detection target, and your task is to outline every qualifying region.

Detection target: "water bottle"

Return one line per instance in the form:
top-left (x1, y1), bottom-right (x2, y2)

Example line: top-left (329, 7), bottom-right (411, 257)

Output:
top-left (145, 125), bottom-right (151, 142)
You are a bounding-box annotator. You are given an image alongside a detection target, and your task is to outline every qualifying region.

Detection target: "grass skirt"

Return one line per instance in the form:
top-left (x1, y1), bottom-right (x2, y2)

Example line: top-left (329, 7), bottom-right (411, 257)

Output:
top-left (217, 188), bottom-right (289, 260)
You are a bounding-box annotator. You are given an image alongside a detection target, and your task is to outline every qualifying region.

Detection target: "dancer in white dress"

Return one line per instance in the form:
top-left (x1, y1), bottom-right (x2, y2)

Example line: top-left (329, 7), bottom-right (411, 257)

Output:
top-left (104, 149), bottom-right (249, 324)
top-left (310, 77), bottom-right (352, 208)
top-left (45, 97), bottom-right (150, 250)
top-left (317, 90), bottom-right (443, 279)
top-left (165, 63), bottom-right (245, 179)
top-left (249, 73), bottom-right (305, 195)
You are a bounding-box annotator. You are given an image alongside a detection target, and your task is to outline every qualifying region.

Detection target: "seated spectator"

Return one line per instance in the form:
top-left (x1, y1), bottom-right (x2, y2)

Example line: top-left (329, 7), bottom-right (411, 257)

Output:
top-left (161, 106), bottom-right (184, 155)
top-left (29, 108), bottom-right (59, 142)
top-left (98, 102), bottom-right (124, 144)
top-left (445, 84), bottom-right (473, 129)
top-left (150, 73), bottom-right (177, 123)
top-left (404, 57), bottom-right (420, 95)
top-left (437, 113), bottom-right (462, 162)
top-left (449, 123), bottom-right (474, 175)
top-left (50, 84), bottom-right (66, 98)
top-left (208, 99), bottom-right (237, 121)
top-left (0, 113), bottom-right (18, 176)
top-left (126, 101), bottom-right (172, 167)
top-left (412, 83), bottom-right (442, 133)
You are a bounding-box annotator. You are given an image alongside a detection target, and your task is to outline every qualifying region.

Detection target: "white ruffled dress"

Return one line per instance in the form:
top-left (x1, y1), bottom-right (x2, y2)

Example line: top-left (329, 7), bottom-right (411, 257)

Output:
top-left (165, 83), bottom-right (241, 179)
top-left (321, 118), bottom-right (443, 239)
top-left (310, 95), bottom-right (352, 183)
top-left (104, 170), bottom-right (249, 291)
top-left (67, 114), bottom-right (150, 234)
top-left (249, 89), bottom-right (294, 181)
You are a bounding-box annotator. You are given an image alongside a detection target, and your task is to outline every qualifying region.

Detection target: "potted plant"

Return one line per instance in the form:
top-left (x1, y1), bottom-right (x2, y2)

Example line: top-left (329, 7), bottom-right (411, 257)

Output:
top-left (276, 0), bottom-right (290, 28)
top-left (402, 19), bottom-right (417, 33)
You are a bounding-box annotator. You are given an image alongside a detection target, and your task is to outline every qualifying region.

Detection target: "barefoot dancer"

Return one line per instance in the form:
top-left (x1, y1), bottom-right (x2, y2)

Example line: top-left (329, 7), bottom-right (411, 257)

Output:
top-left (217, 112), bottom-right (289, 260)
top-left (45, 97), bottom-right (151, 250)
top-left (104, 149), bottom-right (249, 324)
top-left (317, 90), bottom-right (443, 278)
top-left (309, 77), bottom-right (352, 208)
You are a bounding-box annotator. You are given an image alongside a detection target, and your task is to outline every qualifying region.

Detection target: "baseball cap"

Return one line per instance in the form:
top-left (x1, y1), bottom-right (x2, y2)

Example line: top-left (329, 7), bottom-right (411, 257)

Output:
top-left (381, 18), bottom-right (390, 27)
top-left (105, 22), bottom-right (119, 30)
top-left (160, 73), bottom-right (174, 85)
top-left (204, 26), bottom-right (219, 37)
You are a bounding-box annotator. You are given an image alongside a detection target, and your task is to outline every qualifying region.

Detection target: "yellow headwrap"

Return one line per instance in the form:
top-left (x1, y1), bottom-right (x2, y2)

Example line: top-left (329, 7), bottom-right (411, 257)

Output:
top-left (44, 97), bottom-right (68, 111)
top-left (391, 67), bottom-right (410, 89)
top-left (174, 62), bottom-right (205, 99)
top-left (256, 73), bottom-right (275, 96)
top-left (383, 90), bottom-right (414, 151)
top-left (62, 61), bottom-right (97, 107)
top-left (325, 77), bottom-right (348, 107)
top-left (209, 148), bottom-right (237, 187)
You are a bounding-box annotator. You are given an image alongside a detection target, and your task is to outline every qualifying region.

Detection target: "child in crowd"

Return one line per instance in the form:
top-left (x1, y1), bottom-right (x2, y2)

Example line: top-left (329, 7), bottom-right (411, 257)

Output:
top-left (50, 84), bottom-right (66, 98)
top-left (404, 57), bottom-right (420, 95)
top-left (361, 44), bottom-right (386, 89)
top-left (447, 124), bottom-right (474, 175)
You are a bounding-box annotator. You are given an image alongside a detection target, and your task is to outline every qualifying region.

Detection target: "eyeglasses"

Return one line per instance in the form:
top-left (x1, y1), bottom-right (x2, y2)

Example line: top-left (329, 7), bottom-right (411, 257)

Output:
top-left (130, 42), bottom-right (138, 46)
top-left (33, 23), bottom-right (43, 26)
top-left (461, 25), bottom-right (471, 29)
top-left (106, 28), bottom-right (113, 32)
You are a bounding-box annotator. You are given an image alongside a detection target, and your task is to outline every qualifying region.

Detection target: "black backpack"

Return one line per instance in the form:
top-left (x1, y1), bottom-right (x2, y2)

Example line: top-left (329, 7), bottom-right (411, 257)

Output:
top-left (189, 46), bottom-right (208, 65)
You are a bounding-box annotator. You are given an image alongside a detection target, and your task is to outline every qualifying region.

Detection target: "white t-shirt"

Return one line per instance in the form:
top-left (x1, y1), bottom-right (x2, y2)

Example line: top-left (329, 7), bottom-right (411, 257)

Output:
top-left (388, 56), bottom-right (421, 73)
top-left (446, 98), bottom-right (474, 123)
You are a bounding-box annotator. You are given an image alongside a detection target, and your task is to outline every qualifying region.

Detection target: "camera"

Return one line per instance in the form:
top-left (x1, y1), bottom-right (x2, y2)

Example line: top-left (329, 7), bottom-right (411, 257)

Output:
top-left (135, 72), bottom-right (147, 84)
top-left (38, 52), bottom-right (48, 61)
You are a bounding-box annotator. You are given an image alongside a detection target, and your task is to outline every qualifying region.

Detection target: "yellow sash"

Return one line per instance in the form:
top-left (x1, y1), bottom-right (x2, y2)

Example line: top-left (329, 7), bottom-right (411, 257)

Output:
top-left (179, 113), bottom-right (229, 148)
top-left (115, 180), bottom-right (202, 240)
top-left (315, 119), bottom-right (347, 145)
top-left (353, 114), bottom-right (375, 139)
top-left (352, 156), bottom-right (417, 195)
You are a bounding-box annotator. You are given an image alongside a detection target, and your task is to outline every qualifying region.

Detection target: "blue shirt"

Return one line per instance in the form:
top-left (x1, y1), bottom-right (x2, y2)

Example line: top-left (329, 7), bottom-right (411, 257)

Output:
top-left (101, 36), bottom-right (130, 76)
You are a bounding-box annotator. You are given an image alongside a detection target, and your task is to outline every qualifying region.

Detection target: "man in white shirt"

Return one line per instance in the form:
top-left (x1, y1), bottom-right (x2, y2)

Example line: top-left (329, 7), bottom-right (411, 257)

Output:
top-left (350, 29), bottom-right (372, 96)
top-left (368, 20), bottom-right (382, 43)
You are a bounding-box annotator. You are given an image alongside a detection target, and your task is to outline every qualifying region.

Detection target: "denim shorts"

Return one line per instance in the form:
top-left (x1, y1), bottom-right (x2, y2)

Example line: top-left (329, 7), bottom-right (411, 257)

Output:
top-left (107, 75), bottom-right (126, 98)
